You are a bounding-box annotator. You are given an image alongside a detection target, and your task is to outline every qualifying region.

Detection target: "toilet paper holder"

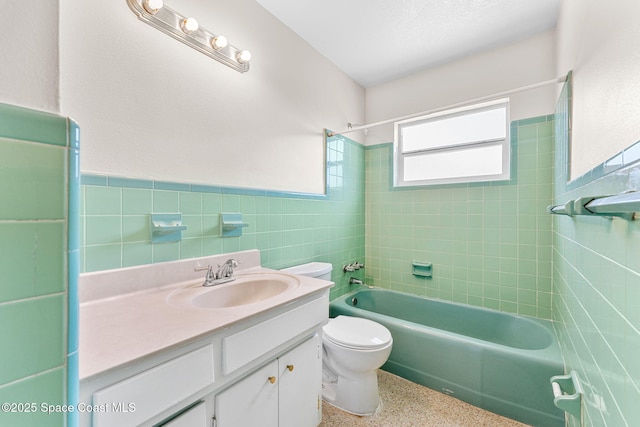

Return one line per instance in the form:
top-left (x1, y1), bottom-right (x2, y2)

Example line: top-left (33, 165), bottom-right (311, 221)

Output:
top-left (550, 370), bottom-right (583, 421)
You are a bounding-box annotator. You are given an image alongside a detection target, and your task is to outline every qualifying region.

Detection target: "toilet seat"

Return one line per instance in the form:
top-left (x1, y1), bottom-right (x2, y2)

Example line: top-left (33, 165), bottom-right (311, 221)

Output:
top-left (323, 316), bottom-right (392, 350)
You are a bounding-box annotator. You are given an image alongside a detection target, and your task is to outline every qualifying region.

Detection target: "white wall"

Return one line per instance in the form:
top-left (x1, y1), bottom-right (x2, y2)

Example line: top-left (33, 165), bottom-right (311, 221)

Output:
top-left (364, 31), bottom-right (558, 145)
top-left (59, 0), bottom-right (364, 194)
top-left (0, 1), bottom-right (59, 113)
top-left (557, 0), bottom-right (640, 180)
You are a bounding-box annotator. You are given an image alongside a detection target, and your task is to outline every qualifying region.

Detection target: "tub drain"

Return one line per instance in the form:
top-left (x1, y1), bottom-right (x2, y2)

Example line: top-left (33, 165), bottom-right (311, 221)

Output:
top-left (351, 297), bottom-right (358, 306)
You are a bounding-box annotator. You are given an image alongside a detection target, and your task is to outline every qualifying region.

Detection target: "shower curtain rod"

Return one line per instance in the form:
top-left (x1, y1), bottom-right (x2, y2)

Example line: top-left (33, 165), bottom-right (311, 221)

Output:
top-left (326, 75), bottom-right (568, 137)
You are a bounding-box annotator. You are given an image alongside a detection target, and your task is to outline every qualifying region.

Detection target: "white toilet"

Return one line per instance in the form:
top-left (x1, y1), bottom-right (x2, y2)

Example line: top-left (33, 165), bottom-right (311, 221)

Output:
top-left (280, 262), bottom-right (393, 416)
top-left (280, 261), bottom-right (333, 282)
top-left (321, 315), bottom-right (392, 415)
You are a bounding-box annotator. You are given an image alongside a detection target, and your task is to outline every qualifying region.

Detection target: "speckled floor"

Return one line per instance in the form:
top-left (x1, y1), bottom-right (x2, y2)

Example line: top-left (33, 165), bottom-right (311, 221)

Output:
top-left (319, 370), bottom-right (530, 427)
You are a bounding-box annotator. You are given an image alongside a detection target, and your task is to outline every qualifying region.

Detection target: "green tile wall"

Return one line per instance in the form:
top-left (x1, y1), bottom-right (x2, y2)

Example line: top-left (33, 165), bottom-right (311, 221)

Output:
top-left (81, 135), bottom-right (365, 299)
top-left (0, 369), bottom-right (66, 427)
top-left (0, 103), bottom-right (71, 427)
top-left (552, 79), bottom-right (640, 426)
top-left (364, 117), bottom-right (554, 319)
top-left (0, 296), bottom-right (65, 385)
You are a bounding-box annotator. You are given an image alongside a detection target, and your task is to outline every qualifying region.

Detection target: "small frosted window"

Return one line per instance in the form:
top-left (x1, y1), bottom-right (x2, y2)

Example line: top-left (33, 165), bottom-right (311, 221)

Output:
top-left (403, 143), bottom-right (504, 182)
top-left (394, 99), bottom-right (510, 186)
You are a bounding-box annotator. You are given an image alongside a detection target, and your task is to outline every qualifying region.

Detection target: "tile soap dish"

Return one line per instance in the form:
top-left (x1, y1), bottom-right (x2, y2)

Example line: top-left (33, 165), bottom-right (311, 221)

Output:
top-left (412, 261), bottom-right (432, 278)
top-left (221, 213), bottom-right (249, 237)
top-left (150, 213), bottom-right (187, 243)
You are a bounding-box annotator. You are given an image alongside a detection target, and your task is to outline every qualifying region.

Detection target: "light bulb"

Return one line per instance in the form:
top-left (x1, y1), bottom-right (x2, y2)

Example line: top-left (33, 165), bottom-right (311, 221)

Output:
top-left (237, 50), bottom-right (252, 64)
top-left (181, 17), bottom-right (199, 34)
top-left (211, 35), bottom-right (228, 50)
top-left (143, 0), bottom-right (163, 14)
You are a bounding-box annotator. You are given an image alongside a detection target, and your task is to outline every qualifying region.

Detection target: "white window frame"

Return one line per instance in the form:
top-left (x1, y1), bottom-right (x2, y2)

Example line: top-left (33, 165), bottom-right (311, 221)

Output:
top-left (394, 98), bottom-right (511, 187)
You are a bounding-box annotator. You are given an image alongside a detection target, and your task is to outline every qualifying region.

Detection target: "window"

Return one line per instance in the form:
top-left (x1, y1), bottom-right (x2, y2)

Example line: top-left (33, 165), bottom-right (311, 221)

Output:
top-left (394, 99), bottom-right (510, 187)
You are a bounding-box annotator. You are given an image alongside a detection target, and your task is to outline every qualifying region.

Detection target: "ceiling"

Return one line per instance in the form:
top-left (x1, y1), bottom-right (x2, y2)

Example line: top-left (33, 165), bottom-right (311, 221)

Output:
top-left (256, 0), bottom-right (561, 88)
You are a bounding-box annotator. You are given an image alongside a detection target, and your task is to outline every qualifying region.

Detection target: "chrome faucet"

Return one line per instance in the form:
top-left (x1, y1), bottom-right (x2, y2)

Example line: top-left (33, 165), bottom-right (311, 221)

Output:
top-left (217, 258), bottom-right (238, 280)
top-left (194, 259), bottom-right (239, 286)
top-left (349, 277), bottom-right (363, 286)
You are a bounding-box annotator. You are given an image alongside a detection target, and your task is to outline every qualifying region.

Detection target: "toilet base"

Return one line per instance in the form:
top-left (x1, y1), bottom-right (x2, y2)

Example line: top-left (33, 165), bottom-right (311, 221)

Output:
top-left (321, 371), bottom-right (381, 416)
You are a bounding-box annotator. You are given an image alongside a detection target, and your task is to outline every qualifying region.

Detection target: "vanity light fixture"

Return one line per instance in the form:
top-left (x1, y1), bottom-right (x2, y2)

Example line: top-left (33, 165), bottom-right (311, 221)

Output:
top-left (142, 0), bottom-right (163, 14)
top-left (126, 0), bottom-right (251, 73)
top-left (180, 17), bottom-right (199, 34)
top-left (211, 35), bottom-right (228, 50)
top-left (237, 50), bottom-right (252, 64)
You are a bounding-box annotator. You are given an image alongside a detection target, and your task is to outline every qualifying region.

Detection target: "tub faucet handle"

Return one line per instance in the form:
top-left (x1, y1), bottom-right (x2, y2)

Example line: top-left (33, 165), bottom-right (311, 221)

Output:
top-left (343, 261), bottom-right (365, 273)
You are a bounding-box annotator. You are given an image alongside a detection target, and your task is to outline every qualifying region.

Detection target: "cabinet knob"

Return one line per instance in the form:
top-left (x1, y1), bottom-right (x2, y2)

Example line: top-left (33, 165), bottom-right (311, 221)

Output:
top-left (286, 364), bottom-right (294, 372)
top-left (268, 376), bottom-right (277, 384)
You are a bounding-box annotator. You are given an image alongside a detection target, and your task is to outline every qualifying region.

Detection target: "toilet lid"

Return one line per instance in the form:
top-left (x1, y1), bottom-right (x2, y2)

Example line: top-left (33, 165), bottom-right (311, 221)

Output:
top-left (323, 316), bottom-right (392, 350)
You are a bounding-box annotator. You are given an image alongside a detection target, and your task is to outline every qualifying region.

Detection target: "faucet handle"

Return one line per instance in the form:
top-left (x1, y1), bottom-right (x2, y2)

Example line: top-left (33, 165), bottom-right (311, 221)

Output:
top-left (343, 261), bottom-right (364, 273)
top-left (195, 264), bottom-right (216, 286)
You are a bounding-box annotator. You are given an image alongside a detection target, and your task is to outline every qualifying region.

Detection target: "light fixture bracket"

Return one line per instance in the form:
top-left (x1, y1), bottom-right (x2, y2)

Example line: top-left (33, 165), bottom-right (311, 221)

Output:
top-left (126, 0), bottom-right (250, 73)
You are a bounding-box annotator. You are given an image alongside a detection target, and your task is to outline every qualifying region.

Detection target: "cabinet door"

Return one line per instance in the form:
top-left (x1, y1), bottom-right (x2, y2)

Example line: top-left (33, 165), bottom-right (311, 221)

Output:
top-left (215, 360), bottom-right (279, 427)
top-left (160, 402), bottom-right (207, 427)
top-left (278, 334), bottom-right (322, 427)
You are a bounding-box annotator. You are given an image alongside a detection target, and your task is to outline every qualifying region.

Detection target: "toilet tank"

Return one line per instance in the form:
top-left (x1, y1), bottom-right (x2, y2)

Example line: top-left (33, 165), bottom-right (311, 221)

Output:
top-left (280, 262), bottom-right (332, 281)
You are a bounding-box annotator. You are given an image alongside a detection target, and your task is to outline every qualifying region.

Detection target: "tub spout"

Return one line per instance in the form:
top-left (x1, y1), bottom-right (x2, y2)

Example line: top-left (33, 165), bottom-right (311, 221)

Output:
top-left (349, 277), bottom-right (363, 286)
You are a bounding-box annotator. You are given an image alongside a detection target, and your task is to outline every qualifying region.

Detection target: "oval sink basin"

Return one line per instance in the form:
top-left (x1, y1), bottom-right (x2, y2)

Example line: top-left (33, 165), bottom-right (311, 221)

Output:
top-left (167, 273), bottom-right (300, 309)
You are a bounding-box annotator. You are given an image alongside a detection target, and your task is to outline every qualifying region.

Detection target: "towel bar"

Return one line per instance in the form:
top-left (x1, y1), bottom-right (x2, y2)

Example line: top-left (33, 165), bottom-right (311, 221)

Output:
top-left (547, 190), bottom-right (639, 220)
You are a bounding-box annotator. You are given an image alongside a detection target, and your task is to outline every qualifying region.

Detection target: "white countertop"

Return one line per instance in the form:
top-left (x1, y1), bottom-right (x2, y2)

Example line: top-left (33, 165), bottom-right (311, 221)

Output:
top-left (79, 251), bottom-right (333, 380)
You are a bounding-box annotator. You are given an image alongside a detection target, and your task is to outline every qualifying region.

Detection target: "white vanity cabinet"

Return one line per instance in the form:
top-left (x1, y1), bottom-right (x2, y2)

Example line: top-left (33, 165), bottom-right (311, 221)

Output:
top-left (79, 251), bottom-right (333, 427)
top-left (214, 334), bottom-right (321, 427)
top-left (81, 290), bottom-right (330, 427)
